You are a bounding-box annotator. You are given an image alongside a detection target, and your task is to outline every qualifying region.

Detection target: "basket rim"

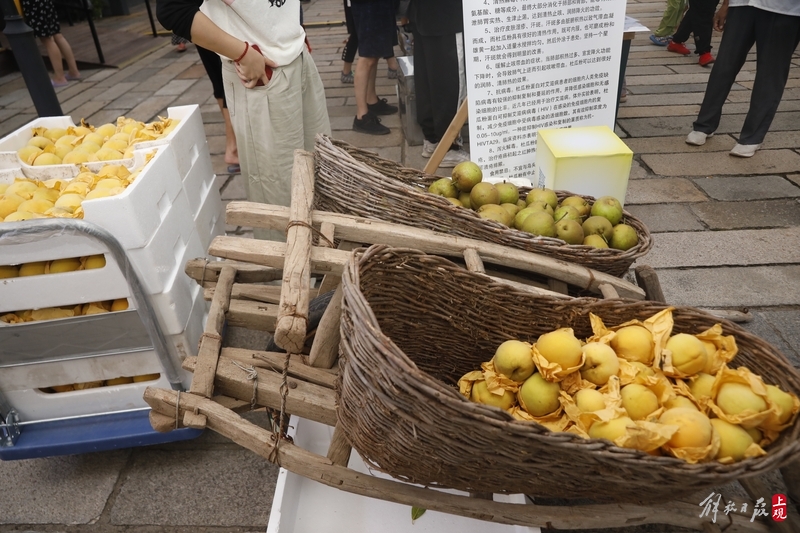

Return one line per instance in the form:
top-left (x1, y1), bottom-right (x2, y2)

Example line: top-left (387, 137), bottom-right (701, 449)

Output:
top-left (341, 244), bottom-right (800, 478)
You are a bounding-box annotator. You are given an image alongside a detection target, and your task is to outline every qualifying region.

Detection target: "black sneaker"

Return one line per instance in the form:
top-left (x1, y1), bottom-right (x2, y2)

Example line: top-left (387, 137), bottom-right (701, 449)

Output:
top-left (367, 98), bottom-right (398, 116)
top-left (353, 112), bottom-right (390, 135)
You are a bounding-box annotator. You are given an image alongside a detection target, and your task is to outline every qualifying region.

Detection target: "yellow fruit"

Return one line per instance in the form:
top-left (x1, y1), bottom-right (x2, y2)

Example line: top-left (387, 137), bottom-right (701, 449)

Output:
top-left (4, 211), bottom-right (43, 222)
top-left (0, 183), bottom-right (8, 194)
top-left (689, 373), bottom-right (715, 400)
top-left (588, 416), bottom-right (634, 443)
top-left (30, 307), bottom-right (74, 320)
top-left (110, 298), bottom-right (129, 311)
top-left (610, 325), bottom-right (654, 364)
top-left (716, 383), bottom-right (768, 420)
top-left (0, 265), bottom-right (19, 278)
top-left (745, 427), bottom-right (763, 443)
top-left (75, 141), bottom-right (102, 154)
top-left (43, 127), bottom-right (68, 141)
top-left (51, 384), bottom-right (75, 393)
top-left (94, 177), bottom-right (123, 189)
top-left (54, 134), bottom-right (78, 147)
top-left (19, 261), bottom-right (47, 276)
top-left (84, 254), bottom-right (106, 269)
top-left (6, 180), bottom-right (39, 199)
top-left (32, 153), bottom-right (62, 166)
top-left (105, 376), bottom-right (134, 386)
top-left (73, 381), bottom-right (103, 390)
top-left (62, 151), bottom-right (92, 164)
top-left (629, 361), bottom-right (656, 384)
top-left (83, 132), bottom-right (106, 146)
top-left (71, 125), bottom-right (93, 137)
top-left (53, 145), bottom-right (72, 160)
top-left (711, 419), bottom-right (754, 462)
top-left (98, 164), bottom-right (130, 179)
top-left (62, 181), bottom-right (90, 196)
top-left (621, 384), bottom-right (660, 420)
top-left (470, 380), bottom-right (516, 410)
top-left (575, 388), bottom-right (606, 413)
top-left (102, 139), bottom-right (128, 152)
top-left (17, 198), bottom-right (54, 214)
top-left (95, 148), bottom-right (123, 161)
top-left (49, 257), bottom-right (82, 273)
top-left (665, 396), bottom-right (699, 411)
top-left (82, 302), bottom-right (110, 315)
top-left (27, 136), bottom-right (54, 149)
top-left (766, 385), bottom-right (796, 425)
top-left (32, 188), bottom-right (60, 203)
top-left (517, 373), bottom-right (561, 416)
top-left (121, 121), bottom-right (145, 134)
top-left (43, 206), bottom-right (75, 218)
top-left (665, 333), bottom-right (708, 375)
top-left (85, 186), bottom-right (124, 200)
top-left (659, 407), bottom-right (713, 448)
top-left (492, 339), bottom-right (534, 381)
top-left (580, 342), bottom-right (620, 386)
top-left (17, 145), bottom-right (43, 164)
top-left (133, 373), bottom-right (160, 383)
top-left (95, 123), bottom-right (117, 139)
top-left (55, 193), bottom-right (85, 210)
top-left (535, 328), bottom-right (583, 369)
top-left (74, 171), bottom-right (99, 185)
top-left (0, 193), bottom-right (26, 218)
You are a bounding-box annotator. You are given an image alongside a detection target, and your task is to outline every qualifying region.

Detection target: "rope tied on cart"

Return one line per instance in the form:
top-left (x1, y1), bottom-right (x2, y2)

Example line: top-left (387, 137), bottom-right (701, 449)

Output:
top-left (267, 350), bottom-right (293, 465)
top-left (231, 360), bottom-right (259, 411)
top-left (285, 220), bottom-right (335, 249)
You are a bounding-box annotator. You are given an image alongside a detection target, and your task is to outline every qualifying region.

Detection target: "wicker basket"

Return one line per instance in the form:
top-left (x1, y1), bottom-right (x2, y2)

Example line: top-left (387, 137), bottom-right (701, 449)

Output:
top-left (314, 135), bottom-right (652, 278)
top-left (337, 245), bottom-right (800, 504)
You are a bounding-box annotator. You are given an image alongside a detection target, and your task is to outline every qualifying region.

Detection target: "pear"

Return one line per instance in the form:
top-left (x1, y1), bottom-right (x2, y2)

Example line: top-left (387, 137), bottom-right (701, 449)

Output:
top-left (660, 407), bottom-right (713, 448)
top-left (471, 380), bottom-right (516, 410)
top-left (583, 234), bottom-right (609, 248)
top-left (689, 373), bottom-right (715, 401)
top-left (560, 195), bottom-right (590, 218)
top-left (610, 223), bottom-right (639, 251)
top-left (520, 211), bottom-right (556, 237)
top-left (610, 325), bottom-right (654, 364)
top-left (766, 385), bottom-right (796, 425)
top-left (555, 218), bottom-right (584, 245)
top-left (666, 334), bottom-right (708, 375)
top-left (428, 177), bottom-right (459, 198)
top-left (711, 419), bottom-right (754, 462)
top-left (536, 328), bottom-right (583, 369)
top-left (525, 188), bottom-right (558, 209)
top-left (590, 196), bottom-right (624, 225)
top-left (451, 161), bottom-right (483, 192)
top-left (582, 215), bottom-right (614, 242)
top-left (518, 373), bottom-right (561, 417)
top-left (492, 339), bottom-right (534, 382)
top-left (575, 388), bottom-right (606, 413)
top-left (495, 182), bottom-right (519, 205)
top-left (621, 384), bottom-right (659, 420)
top-left (589, 416), bottom-right (634, 443)
top-left (470, 182), bottom-right (500, 209)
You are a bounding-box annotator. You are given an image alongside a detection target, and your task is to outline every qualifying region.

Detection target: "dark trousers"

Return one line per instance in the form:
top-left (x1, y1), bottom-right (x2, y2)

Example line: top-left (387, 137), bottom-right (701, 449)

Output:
top-left (413, 32), bottom-right (462, 145)
top-left (673, 0), bottom-right (719, 54)
top-left (693, 7), bottom-right (800, 145)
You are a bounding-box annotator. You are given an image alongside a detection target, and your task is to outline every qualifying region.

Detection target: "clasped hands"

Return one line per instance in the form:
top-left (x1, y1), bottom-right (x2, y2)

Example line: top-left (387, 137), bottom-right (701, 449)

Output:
top-left (235, 45), bottom-right (277, 89)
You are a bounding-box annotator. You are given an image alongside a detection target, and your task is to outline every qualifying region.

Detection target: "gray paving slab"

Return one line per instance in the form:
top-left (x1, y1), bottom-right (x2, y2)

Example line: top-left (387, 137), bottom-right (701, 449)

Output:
top-left (655, 265), bottom-right (800, 307)
top-left (104, 91), bottom-right (151, 110)
top-left (625, 83), bottom-right (747, 95)
top-left (643, 227), bottom-right (800, 268)
top-left (625, 131), bottom-right (800, 154)
top-left (155, 79), bottom-right (199, 96)
top-left (220, 174), bottom-right (248, 201)
top-left (624, 177), bottom-right (708, 204)
top-left (617, 104), bottom-right (699, 119)
top-left (788, 174), bottom-right (800, 187)
top-left (742, 309), bottom-right (800, 366)
top-left (628, 159), bottom-right (648, 180)
top-left (643, 150), bottom-right (800, 177)
top-left (624, 204), bottom-right (705, 232)
top-left (1, 450), bottom-right (129, 524)
top-left (689, 199), bottom-right (800, 229)
top-left (691, 175), bottom-right (800, 201)
top-left (621, 93), bottom-right (706, 106)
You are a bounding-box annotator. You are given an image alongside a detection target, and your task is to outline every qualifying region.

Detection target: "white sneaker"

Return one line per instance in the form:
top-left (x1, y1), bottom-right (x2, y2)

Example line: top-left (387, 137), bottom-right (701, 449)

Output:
top-left (421, 140), bottom-right (437, 158)
top-left (686, 131), bottom-right (713, 146)
top-left (438, 148), bottom-right (471, 168)
top-left (730, 143), bottom-right (761, 158)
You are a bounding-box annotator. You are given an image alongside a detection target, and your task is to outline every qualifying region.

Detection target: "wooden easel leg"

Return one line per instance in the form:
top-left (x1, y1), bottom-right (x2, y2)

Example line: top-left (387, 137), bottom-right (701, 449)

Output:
top-left (423, 99), bottom-right (469, 175)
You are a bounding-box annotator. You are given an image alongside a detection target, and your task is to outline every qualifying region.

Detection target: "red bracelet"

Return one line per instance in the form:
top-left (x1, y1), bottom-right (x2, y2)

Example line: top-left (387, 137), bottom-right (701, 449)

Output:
top-left (234, 41), bottom-right (249, 63)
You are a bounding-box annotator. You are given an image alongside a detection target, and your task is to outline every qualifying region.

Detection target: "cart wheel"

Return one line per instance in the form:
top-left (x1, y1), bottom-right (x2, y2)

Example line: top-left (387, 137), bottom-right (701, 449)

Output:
top-left (265, 290), bottom-right (336, 354)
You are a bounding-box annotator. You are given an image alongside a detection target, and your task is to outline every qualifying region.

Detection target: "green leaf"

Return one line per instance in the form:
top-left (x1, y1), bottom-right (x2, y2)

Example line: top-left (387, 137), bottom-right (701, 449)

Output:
top-left (411, 506), bottom-right (427, 523)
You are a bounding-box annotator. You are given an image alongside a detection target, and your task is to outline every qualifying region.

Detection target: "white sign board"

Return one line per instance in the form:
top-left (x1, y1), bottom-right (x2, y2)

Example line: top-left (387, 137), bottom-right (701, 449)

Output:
top-left (463, 0), bottom-right (627, 185)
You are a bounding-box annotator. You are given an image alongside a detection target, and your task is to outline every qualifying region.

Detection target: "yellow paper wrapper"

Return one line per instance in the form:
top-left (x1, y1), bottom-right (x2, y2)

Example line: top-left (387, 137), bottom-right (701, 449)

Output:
top-left (561, 388), bottom-right (626, 434)
top-left (695, 324), bottom-right (738, 374)
top-left (531, 328), bottom-right (585, 382)
top-left (81, 301), bottom-right (111, 315)
top-left (0, 312), bottom-right (24, 324)
top-left (73, 381), bottom-right (103, 390)
top-left (457, 370), bottom-right (484, 399)
top-left (589, 308), bottom-right (674, 368)
top-left (673, 379), bottom-right (707, 412)
top-left (759, 385), bottom-right (800, 443)
top-left (509, 405), bottom-right (570, 432)
top-left (708, 366), bottom-right (776, 430)
top-left (619, 420), bottom-right (678, 452)
top-left (30, 307), bottom-right (75, 321)
top-left (662, 424), bottom-right (721, 464)
top-left (481, 360), bottom-right (522, 395)
top-left (716, 442), bottom-right (767, 465)
top-left (560, 370), bottom-right (596, 396)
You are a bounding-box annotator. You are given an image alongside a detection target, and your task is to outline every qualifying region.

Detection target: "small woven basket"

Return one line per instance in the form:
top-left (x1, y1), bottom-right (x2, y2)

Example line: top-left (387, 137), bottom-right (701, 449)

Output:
top-left (338, 245), bottom-right (800, 504)
top-left (314, 135), bottom-right (652, 278)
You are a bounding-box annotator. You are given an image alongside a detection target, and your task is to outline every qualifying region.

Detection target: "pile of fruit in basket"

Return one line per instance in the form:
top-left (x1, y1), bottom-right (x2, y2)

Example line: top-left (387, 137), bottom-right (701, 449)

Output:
top-left (0, 163), bottom-right (144, 222)
top-left (16, 116), bottom-right (177, 166)
top-left (429, 161), bottom-right (637, 250)
top-left (459, 308), bottom-right (800, 464)
top-left (41, 373), bottom-right (161, 393)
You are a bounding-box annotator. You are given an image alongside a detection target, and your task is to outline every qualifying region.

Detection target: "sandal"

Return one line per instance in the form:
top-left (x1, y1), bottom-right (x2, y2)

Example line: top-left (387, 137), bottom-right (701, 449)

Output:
top-left (66, 73), bottom-right (81, 81)
top-left (51, 79), bottom-right (69, 88)
top-left (227, 164), bottom-right (241, 174)
top-left (387, 68), bottom-right (398, 80)
top-left (340, 71), bottom-right (354, 84)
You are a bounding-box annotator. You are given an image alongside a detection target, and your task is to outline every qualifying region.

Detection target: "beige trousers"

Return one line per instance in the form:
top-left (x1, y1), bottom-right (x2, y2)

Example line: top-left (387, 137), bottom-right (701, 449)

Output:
top-left (222, 48), bottom-right (331, 241)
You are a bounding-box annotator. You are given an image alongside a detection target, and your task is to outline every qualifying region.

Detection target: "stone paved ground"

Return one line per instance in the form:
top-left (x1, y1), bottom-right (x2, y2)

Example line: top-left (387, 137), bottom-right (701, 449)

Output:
top-left (0, 0), bottom-right (799, 531)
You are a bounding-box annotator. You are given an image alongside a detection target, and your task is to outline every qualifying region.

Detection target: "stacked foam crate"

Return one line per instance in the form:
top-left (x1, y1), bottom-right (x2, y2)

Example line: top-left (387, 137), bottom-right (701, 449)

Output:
top-left (0, 105), bottom-right (221, 449)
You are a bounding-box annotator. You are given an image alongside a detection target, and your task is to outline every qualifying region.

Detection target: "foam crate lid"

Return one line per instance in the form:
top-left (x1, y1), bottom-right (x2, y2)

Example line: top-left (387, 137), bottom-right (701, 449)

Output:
top-left (80, 144), bottom-right (184, 250)
top-left (0, 116), bottom-right (75, 152)
top-left (193, 177), bottom-right (224, 251)
top-left (181, 143), bottom-right (215, 214)
top-left (125, 188), bottom-right (198, 295)
top-left (135, 105), bottom-right (209, 177)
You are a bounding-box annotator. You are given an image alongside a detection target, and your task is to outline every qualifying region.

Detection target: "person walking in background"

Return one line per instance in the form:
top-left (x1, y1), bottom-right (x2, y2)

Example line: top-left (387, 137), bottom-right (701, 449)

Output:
top-left (157, 0), bottom-right (330, 241)
top-left (649, 0), bottom-right (688, 46)
top-left (409, 0), bottom-right (469, 167)
top-left (350, 0), bottom-right (399, 135)
top-left (195, 44), bottom-right (239, 174)
top-left (340, 0), bottom-right (399, 84)
top-left (686, 0), bottom-right (800, 157)
top-left (20, 0), bottom-right (81, 87)
top-left (666, 0), bottom-right (720, 66)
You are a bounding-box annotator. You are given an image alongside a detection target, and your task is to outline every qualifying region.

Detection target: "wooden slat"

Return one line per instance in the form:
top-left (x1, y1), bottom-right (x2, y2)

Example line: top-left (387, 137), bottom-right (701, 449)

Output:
top-left (463, 247), bottom-right (485, 273)
top-left (143, 387), bottom-right (769, 533)
top-left (190, 265), bottom-right (236, 398)
top-left (208, 236), bottom-right (350, 277)
top-left (223, 202), bottom-right (645, 299)
top-left (635, 264), bottom-right (666, 303)
top-left (308, 285), bottom-right (343, 369)
top-left (183, 356), bottom-right (337, 426)
top-left (326, 423), bottom-right (353, 467)
top-left (186, 258), bottom-right (282, 285)
top-left (598, 283), bottom-right (620, 299)
top-left (317, 240), bottom-right (359, 295)
top-left (204, 283), bottom-right (283, 305)
top-left (224, 299), bottom-right (278, 331)
top-left (275, 150), bottom-right (316, 353)
top-left (220, 347), bottom-right (337, 389)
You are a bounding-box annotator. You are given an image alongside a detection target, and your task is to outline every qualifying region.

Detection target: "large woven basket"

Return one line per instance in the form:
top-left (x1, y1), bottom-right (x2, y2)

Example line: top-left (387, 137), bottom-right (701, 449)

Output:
top-left (314, 135), bottom-right (652, 278)
top-left (337, 245), bottom-right (800, 504)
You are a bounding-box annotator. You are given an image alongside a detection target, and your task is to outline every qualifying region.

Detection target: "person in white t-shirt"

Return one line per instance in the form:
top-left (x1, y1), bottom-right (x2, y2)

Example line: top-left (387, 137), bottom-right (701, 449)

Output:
top-left (685, 0), bottom-right (800, 157)
top-left (157, 0), bottom-right (331, 241)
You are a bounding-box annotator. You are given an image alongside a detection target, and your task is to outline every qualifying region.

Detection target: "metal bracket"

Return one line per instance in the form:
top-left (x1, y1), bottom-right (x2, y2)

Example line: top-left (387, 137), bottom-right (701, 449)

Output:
top-left (0, 398), bottom-right (20, 447)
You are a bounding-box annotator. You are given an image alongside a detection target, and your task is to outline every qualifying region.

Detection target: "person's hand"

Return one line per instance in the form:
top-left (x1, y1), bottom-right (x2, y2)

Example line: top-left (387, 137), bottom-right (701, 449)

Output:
top-left (713, 3), bottom-right (729, 31)
top-left (235, 45), bottom-right (277, 89)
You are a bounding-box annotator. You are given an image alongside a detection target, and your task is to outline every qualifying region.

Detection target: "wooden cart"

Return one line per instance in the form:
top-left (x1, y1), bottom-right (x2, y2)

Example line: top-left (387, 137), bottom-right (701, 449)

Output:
top-left (144, 150), bottom-right (798, 533)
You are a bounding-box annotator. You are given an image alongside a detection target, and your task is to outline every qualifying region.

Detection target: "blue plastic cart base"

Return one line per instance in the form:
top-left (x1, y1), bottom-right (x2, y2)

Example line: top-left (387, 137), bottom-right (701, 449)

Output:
top-left (0, 410), bottom-right (202, 461)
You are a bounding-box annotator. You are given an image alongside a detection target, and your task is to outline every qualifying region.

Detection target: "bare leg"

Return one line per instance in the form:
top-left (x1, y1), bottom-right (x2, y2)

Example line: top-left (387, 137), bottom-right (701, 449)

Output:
top-left (53, 33), bottom-right (80, 79)
top-left (386, 56), bottom-right (398, 71)
top-left (41, 36), bottom-right (66, 84)
top-left (342, 61), bottom-right (353, 75)
top-left (366, 59), bottom-right (378, 105)
top-left (218, 98), bottom-right (239, 166)
top-left (354, 56), bottom-right (378, 118)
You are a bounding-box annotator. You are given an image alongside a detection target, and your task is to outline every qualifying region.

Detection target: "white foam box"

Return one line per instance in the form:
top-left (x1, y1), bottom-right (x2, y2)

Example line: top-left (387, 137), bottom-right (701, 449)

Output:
top-left (135, 104), bottom-right (210, 179)
top-left (534, 125), bottom-right (634, 206)
top-left (267, 417), bottom-right (541, 533)
top-left (180, 140), bottom-right (216, 216)
top-left (193, 173), bottom-right (224, 252)
top-left (165, 283), bottom-right (208, 362)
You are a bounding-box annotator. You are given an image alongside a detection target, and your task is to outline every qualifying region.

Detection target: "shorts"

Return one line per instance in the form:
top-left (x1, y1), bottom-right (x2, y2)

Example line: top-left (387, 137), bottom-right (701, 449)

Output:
top-left (350, 0), bottom-right (396, 58)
